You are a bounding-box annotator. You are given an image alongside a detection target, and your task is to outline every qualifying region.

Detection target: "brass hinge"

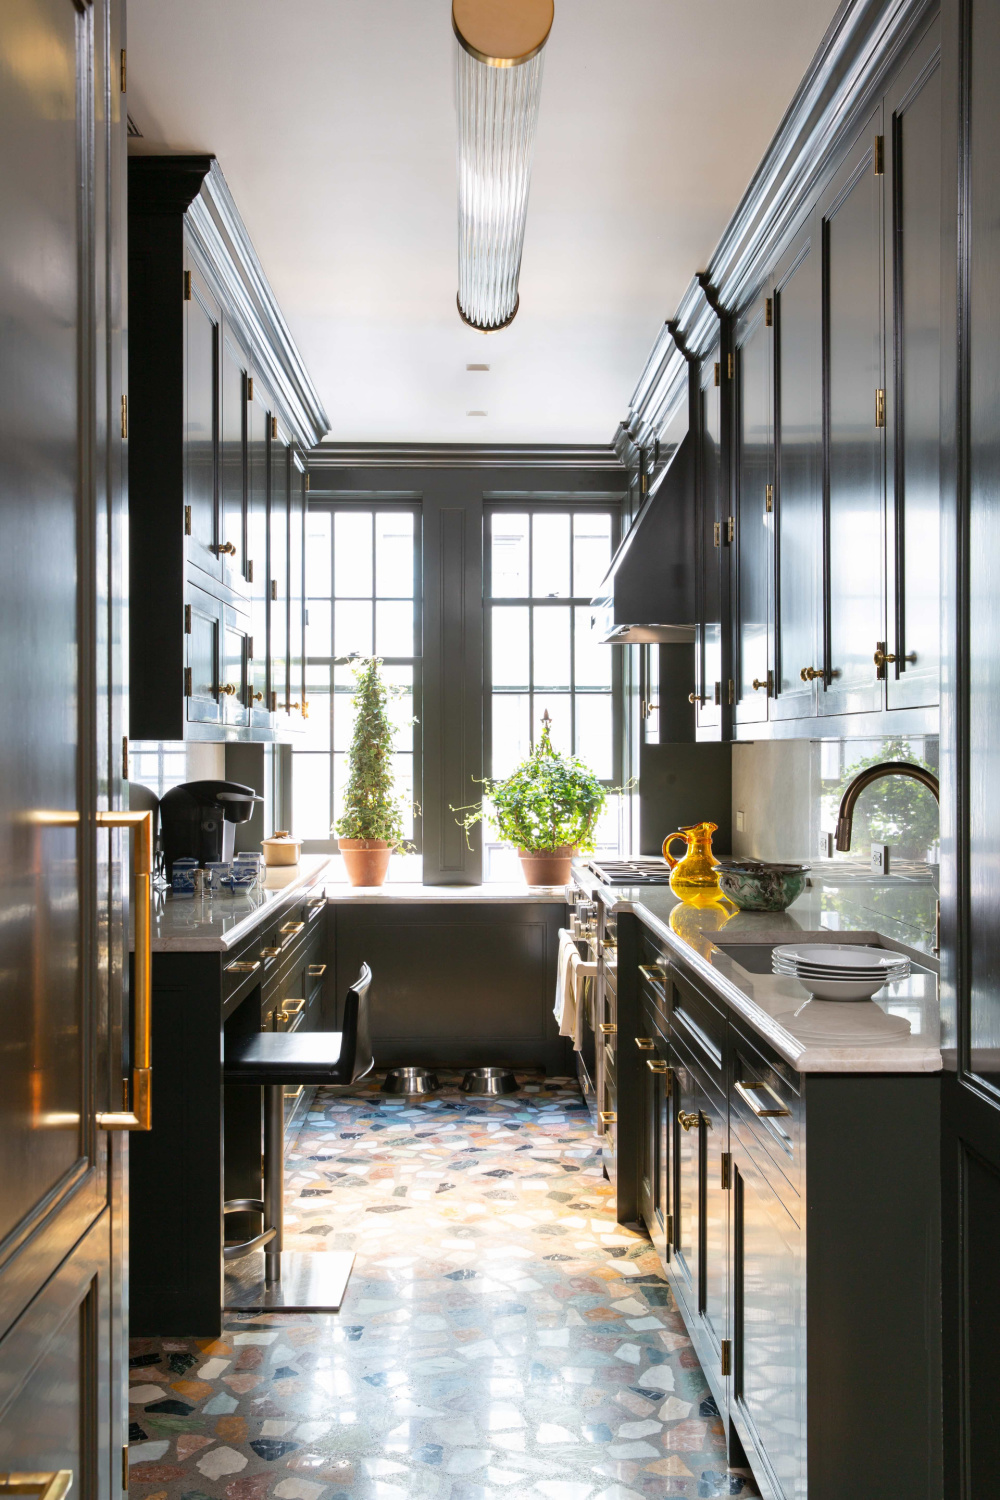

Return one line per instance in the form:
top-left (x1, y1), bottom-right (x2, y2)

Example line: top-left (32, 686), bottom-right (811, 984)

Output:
top-left (183, 269), bottom-right (192, 301)
top-left (727, 352), bottom-right (734, 380)
top-left (269, 690), bottom-right (277, 712)
top-left (721, 1339), bottom-right (732, 1376)
top-left (184, 603), bottom-right (191, 634)
top-left (122, 736), bottom-right (129, 781)
top-left (247, 376), bottom-right (254, 402)
top-left (271, 578), bottom-right (278, 601)
top-left (874, 134), bottom-right (884, 175)
top-left (713, 520), bottom-right (721, 548)
top-left (721, 1151), bottom-right (732, 1189)
top-left (641, 470), bottom-right (648, 495)
top-left (184, 504), bottom-right (192, 535)
top-left (714, 681), bottom-right (722, 706)
top-left (875, 388), bottom-right (886, 428)
top-left (247, 558), bottom-right (254, 584)
top-left (247, 636), bottom-right (254, 660)
top-left (764, 297), bottom-right (773, 327)
top-left (184, 667), bottom-right (192, 697)
top-left (728, 678), bottom-right (735, 705)
top-left (305, 473), bottom-right (310, 491)
top-left (271, 415), bottom-right (278, 440)
top-left (726, 516), bottom-right (735, 544)
top-left (713, 361), bottom-right (720, 387)
top-left (120, 394), bottom-right (128, 440)
top-left (123, 1444), bottom-right (129, 1491)
top-left (665, 1213), bottom-right (673, 1247)
top-left (120, 50), bottom-right (127, 93)
top-left (765, 483), bottom-right (773, 513)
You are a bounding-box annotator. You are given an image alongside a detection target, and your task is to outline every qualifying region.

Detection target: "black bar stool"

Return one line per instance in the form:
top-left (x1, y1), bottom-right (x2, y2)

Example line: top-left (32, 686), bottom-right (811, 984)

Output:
top-left (222, 962), bottom-right (373, 1313)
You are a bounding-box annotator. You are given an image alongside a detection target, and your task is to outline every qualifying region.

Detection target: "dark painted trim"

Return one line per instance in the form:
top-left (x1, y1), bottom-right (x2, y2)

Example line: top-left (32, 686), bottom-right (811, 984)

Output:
top-left (309, 443), bottom-right (624, 471)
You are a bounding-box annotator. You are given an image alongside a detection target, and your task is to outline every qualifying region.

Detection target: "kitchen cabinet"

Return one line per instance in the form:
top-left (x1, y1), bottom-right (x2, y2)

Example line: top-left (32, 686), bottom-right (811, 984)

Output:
top-left (733, 291), bottom-right (772, 725)
top-left (128, 155), bottom-right (327, 743)
top-left (694, 333), bottom-right (726, 736)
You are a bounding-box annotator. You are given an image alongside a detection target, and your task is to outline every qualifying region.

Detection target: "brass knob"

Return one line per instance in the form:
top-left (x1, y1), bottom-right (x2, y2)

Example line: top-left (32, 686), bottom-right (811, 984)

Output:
top-left (288, 701), bottom-right (301, 712)
top-left (221, 683), bottom-right (237, 696)
top-left (800, 666), bottom-right (823, 681)
top-left (873, 646), bottom-right (897, 668)
top-left (688, 691), bottom-right (708, 705)
top-left (252, 690), bottom-right (264, 703)
top-left (678, 1110), bottom-right (701, 1131)
top-left (212, 541), bottom-right (237, 556)
top-left (751, 677), bottom-right (769, 693)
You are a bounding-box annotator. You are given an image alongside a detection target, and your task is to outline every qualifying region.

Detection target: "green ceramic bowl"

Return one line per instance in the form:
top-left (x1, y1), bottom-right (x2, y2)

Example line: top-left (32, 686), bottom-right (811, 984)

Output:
top-left (717, 861), bottom-right (810, 912)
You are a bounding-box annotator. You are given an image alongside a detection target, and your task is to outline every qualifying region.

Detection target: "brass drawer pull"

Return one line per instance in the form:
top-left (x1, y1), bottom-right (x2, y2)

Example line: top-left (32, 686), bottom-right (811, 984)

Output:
top-left (734, 1079), bottom-right (791, 1118)
top-left (598, 1110), bottom-right (617, 1125)
top-left (306, 896), bottom-right (326, 912)
top-left (307, 963), bottom-right (327, 978)
top-left (678, 1110), bottom-right (701, 1131)
top-left (646, 1059), bottom-right (670, 1075)
top-left (261, 946), bottom-right (282, 960)
top-left (279, 920), bottom-right (305, 946)
top-left (225, 958), bottom-right (260, 975)
top-left (277, 998), bottom-right (306, 1021)
top-left (599, 1022), bottom-right (617, 1034)
top-left (635, 1037), bottom-right (655, 1050)
top-left (638, 964), bottom-right (665, 985)
top-left (96, 809), bottom-right (153, 1132)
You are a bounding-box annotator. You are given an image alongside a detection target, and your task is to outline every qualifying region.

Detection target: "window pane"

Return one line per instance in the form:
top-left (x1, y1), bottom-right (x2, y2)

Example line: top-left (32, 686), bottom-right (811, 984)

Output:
top-left (393, 753), bottom-right (415, 840)
top-left (293, 753), bottom-right (332, 839)
top-left (376, 599), bottom-right (413, 658)
top-left (376, 511), bottom-right (414, 598)
top-left (307, 661), bottom-right (331, 692)
top-left (333, 667), bottom-right (358, 753)
top-left (533, 605), bottom-right (571, 688)
top-left (575, 693), bottom-right (613, 779)
top-left (532, 513), bottom-right (570, 597)
top-left (382, 666), bottom-right (414, 745)
top-left (335, 511), bottom-right (373, 597)
top-left (491, 512), bottom-right (529, 597)
top-left (306, 510), bottom-right (331, 596)
top-left (573, 512), bottom-right (612, 597)
top-left (492, 693), bottom-right (530, 777)
top-left (306, 598), bottom-right (331, 659)
top-left (332, 751), bottom-right (350, 830)
top-left (574, 605), bottom-right (611, 688)
top-left (334, 599), bottom-right (372, 658)
top-left (492, 605), bottom-right (530, 688)
top-left (301, 690), bottom-right (331, 752)
top-left (533, 694), bottom-right (572, 754)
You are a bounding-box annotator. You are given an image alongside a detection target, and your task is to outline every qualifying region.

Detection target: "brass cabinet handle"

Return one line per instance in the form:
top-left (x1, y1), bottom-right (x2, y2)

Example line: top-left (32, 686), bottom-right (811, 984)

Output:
top-left (276, 998), bottom-right (306, 1025)
top-left (306, 896), bottom-right (326, 914)
top-left (212, 541), bottom-right (237, 556)
top-left (221, 682), bottom-right (237, 697)
top-left (1, 1473), bottom-right (74, 1500)
top-left (307, 963), bottom-right (327, 978)
top-left (873, 645), bottom-right (897, 670)
top-left (252, 690), bottom-right (264, 703)
top-left (751, 676), bottom-right (770, 693)
top-left (225, 958), bottom-right (260, 975)
top-left (260, 946), bottom-right (282, 960)
top-left (599, 1022), bottom-right (617, 1034)
top-left (647, 1059), bottom-right (671, 1075)
top-left (279, 920), bottom-right (305, 946)
top-left (635, 1037), bottom-right (655, 1050)
top-left (678, 1110), bottom-right (701, 1131)
top-left (638, 964), bottom-right (665, 985)
top-left (287, 701), bottom-right (301, 712)
top-left (97, 810), bottom-right (153, 1131)
top-left (687, 691), bottom-right (709, 705)
top-left (734, 1079), bottom-right (791, 1118)
top-left (598, 1110), bottom-right (617, 1125)
top-left (800, 666), bottom-right (824, 681)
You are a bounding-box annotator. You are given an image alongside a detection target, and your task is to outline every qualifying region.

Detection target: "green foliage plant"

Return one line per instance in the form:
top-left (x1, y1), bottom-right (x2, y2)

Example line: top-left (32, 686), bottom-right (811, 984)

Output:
top-left (334, 657), bottom-right (412, 850)
top-left (453, 718), bottom-right (608, 854)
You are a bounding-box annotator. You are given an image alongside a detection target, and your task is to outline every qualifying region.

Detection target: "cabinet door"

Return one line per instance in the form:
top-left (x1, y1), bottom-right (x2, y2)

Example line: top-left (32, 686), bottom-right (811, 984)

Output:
top-left (220, 331), bottom-right (249, 595)
top-left (696, 345), bottom-right (724, 733)
top-left (247, 383), bottom-right (270, 726)
top-left (699, 1073), bottom-right (728, 1361)
top-left (186, 585), bottom-right (221, 725)
top-left (221, 609), bottom-right (249, 728)
top-left (288, 453), bottom-right (306, 721)
top-left (637, 1002), bottom-right (670, 1264)
top-left (885, 40), bottom-right (941, 711)
top-left (773, 218), bottom-right (823, 718)
top-left (821, 117), bottom-right (885, 716)
top-left (733, 294), bottom-right (772, 722)
top-left (269, 426), bottom-right (289, 714)
top-left (670, 1047), bottom-right (699, 1302)
top-left (184, 267), bottom-right (221, 583)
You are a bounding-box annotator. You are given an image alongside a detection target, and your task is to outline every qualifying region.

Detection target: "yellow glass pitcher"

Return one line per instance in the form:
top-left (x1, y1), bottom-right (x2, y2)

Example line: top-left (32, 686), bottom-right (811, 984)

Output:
top-left (662, 821), bottom-right (722, 902)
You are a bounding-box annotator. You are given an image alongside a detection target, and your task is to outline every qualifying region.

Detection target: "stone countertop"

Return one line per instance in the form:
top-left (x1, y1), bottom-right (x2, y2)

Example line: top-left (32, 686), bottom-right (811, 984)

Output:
top-left (595, 871), bottom-right (942, 1075)
top-left (322, 881), bottom-right (568, 904)
top-left (146, 855), bottom-right (334, 953)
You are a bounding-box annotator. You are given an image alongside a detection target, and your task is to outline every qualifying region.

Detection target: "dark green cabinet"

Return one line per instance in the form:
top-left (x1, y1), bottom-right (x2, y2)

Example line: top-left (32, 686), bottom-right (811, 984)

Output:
top-left (733, 293), bottom-right (772, 724)
top-left (694, 340), bottom-right (725, 734)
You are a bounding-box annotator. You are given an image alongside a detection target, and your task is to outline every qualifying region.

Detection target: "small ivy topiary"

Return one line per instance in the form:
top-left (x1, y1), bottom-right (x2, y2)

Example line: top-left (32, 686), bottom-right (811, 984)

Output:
top-left (454, 717), bottom-right (608, 854)
top-left (334, 656), bottom-right (412, 849)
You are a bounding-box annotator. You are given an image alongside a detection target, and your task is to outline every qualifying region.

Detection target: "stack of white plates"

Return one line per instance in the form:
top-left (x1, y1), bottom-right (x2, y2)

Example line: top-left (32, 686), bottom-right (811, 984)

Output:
top-left (772, 943), bottom-right (910, 1000)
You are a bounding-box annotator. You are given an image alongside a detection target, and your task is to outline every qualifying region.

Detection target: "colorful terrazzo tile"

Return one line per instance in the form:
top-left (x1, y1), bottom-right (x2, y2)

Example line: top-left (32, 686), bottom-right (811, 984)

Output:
top-left (129, 1073), bottom-right (758, 1500)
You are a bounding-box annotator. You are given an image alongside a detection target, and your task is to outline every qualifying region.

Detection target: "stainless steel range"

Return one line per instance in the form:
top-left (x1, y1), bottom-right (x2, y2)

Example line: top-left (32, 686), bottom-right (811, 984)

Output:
top-left (586, 856), bottom-right (674, 886)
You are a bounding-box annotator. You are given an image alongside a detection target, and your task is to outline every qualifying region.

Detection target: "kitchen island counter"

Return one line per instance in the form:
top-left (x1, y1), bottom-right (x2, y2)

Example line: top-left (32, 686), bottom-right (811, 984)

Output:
top-left (146, 854), bottom-right (335, 952)
top-left (324, 881), bottom-right (567, 903)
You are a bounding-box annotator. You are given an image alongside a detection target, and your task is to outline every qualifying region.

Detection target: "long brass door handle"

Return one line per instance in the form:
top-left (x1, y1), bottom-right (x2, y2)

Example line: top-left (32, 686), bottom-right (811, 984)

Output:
top-left (1, 1473), bottom-right (74, 1500)
top-left (96, 810), bottom-right (153, 1131)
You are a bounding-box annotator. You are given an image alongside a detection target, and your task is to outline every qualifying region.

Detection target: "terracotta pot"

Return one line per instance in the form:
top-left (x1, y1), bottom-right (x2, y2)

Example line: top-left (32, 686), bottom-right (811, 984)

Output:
top-left (339, 838), bottom-right (392, 887)
top-left (517, 846), bottom-right (577, 886)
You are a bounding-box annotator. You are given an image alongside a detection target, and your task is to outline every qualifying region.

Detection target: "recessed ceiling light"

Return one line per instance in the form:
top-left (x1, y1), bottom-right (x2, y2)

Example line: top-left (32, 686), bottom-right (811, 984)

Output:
top-left (466, 363), bottom-right (490, 372)
top-left (467, 410), bottom-right (488, 417)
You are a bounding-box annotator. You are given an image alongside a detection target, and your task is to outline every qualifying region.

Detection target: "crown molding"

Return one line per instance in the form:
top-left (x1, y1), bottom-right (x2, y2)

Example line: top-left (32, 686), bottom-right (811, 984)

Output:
top-left (308, 443), bottom-right (625, 471)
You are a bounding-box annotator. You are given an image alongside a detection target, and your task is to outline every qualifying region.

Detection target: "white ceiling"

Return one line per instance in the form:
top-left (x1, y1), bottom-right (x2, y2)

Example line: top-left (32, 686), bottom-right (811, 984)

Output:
top-left (127, 0), bottom-right (836, 446)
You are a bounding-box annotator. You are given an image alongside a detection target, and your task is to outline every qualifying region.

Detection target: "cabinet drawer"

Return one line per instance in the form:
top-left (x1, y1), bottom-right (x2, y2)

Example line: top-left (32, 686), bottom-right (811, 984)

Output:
top-left (669, 963), bottom-right (726, 1081)
top-left (730, 1034), bottom-right (802, 1210)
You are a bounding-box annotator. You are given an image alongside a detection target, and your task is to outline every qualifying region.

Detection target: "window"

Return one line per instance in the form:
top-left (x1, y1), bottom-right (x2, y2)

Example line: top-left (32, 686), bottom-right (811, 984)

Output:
top-left (484, 504), bottom-right (623, 879)
top-left (293, 502), bottom-right (421, 867)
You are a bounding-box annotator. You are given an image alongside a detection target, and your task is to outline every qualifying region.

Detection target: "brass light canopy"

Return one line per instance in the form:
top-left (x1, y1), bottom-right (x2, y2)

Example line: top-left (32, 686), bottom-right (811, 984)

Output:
top-left (453, 0), bottom-right (554, 332)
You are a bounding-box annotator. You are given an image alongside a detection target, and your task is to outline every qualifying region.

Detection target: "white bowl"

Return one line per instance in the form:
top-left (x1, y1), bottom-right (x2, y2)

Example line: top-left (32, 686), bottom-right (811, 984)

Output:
top-left (774, 943), bottom-right (908, 970)
top-left (795, 976), bottom-right (889, 1001)
top-left (773, 959), bottom-right (909, 981)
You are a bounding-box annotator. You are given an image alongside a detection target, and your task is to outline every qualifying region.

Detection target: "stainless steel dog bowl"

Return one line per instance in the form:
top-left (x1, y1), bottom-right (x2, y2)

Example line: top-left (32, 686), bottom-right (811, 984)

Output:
top-left (460, 1066), bottom-right (518, 1096)
top-left (381, 1067), bottom-right (439, 1096)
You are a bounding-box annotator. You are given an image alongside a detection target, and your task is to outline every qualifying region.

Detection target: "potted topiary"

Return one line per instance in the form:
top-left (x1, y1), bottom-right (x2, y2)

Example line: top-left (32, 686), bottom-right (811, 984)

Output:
top-left (335, 656), bottom-right (412, 887)
top-left (454, 712), bottom-right (608, 886)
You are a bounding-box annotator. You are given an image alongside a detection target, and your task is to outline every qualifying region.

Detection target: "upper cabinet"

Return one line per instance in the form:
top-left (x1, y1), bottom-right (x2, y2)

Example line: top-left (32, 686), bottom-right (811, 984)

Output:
top-left (128, 156), bottom-right (328, 742)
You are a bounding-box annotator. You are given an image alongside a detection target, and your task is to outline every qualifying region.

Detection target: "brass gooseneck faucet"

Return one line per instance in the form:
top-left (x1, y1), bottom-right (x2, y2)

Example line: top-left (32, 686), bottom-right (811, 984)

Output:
top-left (834, 760), bottom-right (940, 852)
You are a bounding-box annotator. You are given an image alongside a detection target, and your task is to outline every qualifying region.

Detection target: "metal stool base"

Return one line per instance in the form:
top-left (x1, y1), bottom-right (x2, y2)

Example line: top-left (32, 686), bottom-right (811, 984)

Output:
top-left (224, 1249), bottom-right (356, 1313)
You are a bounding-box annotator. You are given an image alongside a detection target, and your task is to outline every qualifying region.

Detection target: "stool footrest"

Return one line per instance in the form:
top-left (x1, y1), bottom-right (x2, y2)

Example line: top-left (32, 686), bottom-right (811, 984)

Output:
top-left (223, 1249), bottom-right (356, 1313)
top-left (223, 1227), bottom-right (276, 1261)
top-left (223, 1198), bottom-right (266, 1215)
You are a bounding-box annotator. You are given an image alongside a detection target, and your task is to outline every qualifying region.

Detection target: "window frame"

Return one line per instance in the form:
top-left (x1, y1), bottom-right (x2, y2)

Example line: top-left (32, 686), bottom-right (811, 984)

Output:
top-left (295, 496), bottom-right (423, 856)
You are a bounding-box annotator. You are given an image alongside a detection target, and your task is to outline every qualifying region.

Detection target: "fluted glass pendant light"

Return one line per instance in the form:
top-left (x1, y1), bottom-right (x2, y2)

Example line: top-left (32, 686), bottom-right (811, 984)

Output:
top-left (453, 0), bottom-right (554, 331)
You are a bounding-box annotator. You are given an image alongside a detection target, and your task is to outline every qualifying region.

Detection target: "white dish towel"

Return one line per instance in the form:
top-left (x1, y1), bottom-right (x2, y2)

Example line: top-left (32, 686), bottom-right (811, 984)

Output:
top-left (555, 927), bottom-right (598, 1052)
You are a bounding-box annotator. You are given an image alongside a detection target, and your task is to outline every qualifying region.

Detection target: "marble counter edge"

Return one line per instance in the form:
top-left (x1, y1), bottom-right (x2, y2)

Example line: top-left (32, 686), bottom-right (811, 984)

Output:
top-left (625, 897), bottom-right (943, 1076)
top-left (149, 856), bottom-right (335, 953)
top-left (321, 883), bottom-right (568, 904)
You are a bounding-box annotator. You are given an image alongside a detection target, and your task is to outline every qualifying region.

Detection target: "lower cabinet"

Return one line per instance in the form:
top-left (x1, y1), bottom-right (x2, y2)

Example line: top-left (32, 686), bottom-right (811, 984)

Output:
top-left (629, 917), bottom-right (942, 1500)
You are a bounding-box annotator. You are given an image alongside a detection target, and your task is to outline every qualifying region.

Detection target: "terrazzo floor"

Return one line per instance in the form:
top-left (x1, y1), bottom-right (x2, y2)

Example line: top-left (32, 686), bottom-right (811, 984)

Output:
top-left (128, 1074), bottom-right (757, 1500)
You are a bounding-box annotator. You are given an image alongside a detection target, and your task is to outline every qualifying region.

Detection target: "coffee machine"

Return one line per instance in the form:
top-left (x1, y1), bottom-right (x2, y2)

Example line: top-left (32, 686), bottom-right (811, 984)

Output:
top-left (158, 779), bottom-right (263, 878)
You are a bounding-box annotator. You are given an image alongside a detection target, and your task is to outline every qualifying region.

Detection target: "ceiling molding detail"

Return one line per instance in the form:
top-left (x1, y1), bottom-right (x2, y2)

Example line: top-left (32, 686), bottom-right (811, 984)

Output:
top-left (308, 443), bottom-right (625, 471)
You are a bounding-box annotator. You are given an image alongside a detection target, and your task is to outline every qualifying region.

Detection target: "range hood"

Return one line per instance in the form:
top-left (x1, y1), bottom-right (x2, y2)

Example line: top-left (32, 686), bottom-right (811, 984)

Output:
top-left (590, 432), bottom-right (696, 644)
